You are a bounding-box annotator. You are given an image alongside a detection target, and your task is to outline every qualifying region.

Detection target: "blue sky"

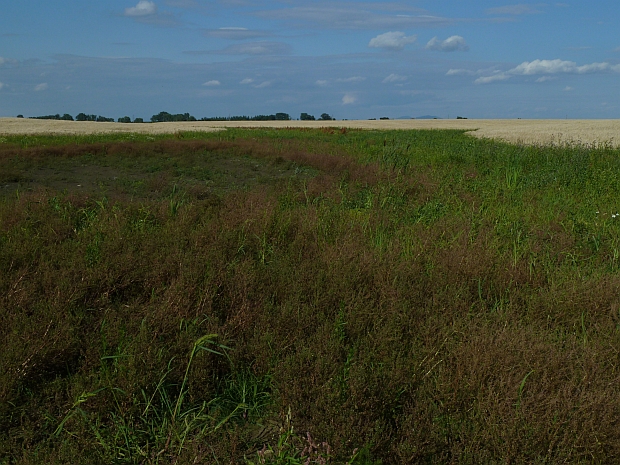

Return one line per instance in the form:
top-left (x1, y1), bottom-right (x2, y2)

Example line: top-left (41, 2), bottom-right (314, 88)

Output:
top-left (1, 1), bottom-right (619, 120)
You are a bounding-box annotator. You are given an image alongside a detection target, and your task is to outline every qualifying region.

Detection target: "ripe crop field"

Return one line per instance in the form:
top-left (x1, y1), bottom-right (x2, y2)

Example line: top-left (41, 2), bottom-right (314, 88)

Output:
top-left (2, 127), bottom-right (620, 463)
top-left (2, 117), bottom-right (620, 147)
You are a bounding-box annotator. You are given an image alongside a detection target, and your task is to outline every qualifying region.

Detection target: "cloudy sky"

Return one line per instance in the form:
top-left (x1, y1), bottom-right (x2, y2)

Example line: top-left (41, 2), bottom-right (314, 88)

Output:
top-left (1, 1), bottom-right (619, 120)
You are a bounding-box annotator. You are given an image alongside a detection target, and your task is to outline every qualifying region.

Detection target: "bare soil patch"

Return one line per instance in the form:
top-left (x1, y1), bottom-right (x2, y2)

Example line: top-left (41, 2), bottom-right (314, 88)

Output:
top-left (2, 117), bottom-right (620, 147)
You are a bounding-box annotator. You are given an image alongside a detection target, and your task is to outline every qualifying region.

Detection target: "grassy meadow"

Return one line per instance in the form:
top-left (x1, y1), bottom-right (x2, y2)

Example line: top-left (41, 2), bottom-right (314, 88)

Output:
top-left (2, 128), bottom-right (620, 464)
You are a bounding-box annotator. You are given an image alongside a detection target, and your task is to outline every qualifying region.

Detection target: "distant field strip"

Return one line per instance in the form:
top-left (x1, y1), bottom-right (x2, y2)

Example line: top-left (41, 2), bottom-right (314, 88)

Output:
top-left (1, 117), bottom-right (620, 147)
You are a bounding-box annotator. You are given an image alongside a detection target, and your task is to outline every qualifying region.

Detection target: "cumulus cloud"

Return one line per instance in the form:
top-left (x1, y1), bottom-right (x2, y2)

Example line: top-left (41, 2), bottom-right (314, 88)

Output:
top-left (203, 80), bottom-right (221, 86)
top-left (125, 1), bottom-right (157, 16)
top-left (240, 78), bottom-right (254, 84)
top-left (34, 83), bottom-right (48, 91)
top-left (369, 31), bottom-right (417, 50)
top-left (486, 4), bottom-right (542, 15)
top-left (254, 81), bottom-right (271, 88)
top-left (535, 76), bottom-right (556, 82)
top-left (426, 36), bottom-right (469, 52)
top-left (316, 80), bottom-right (328, 86)
top-left (0, 82), bottom-right (4, 90)
top-left (382, 73), bottom-right (407, 83)
top-left (564, 86), bottom-right (573, 91)
top-left (342, 93), bottom-right (357, 104)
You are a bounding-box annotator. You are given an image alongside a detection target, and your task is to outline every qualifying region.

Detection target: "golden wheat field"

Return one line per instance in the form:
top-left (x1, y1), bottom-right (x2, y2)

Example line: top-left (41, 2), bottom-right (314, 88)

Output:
top-left (1, 117), bottom-right (619, 147)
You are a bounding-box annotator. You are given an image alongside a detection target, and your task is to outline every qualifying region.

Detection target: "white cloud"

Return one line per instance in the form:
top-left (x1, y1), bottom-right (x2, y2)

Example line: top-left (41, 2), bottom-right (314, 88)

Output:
top-left (510, 59), bottom-right (619, 75)
top-left (448, 66), bottom-right (505, 77)
top-left (0, 56), bottom-right (17, 68)
top-left (316, 80), bottom-right (328, 86)
top-left (486, 4), bottom-right (542, 15)
top-left (203, 80), bottom-right (221, 86)
top-left (474, 73), bottom-right (510, 84)
top-left (369, 31), bottom-right (417, 50)
top-left (254, 81), bottom-right (271, 88)
top-left (240, 78), bottom-right (254, 84)
top-left (535, 76), bottom-right (556, 82)
top-left (475, 59), bottom-right (620, 84)
top-left (564, 86), bottom-right (573, 91)
top-left (426, 36), bottom-right (469, 52)
top-left (382, 73), bottom-right (407, 83)
top-left (336, 76), bottom-right (365, 83)
top-left (342, 93), bottom-right (357, 104)
top-left (0, 82), bottom-right (4, 90)
top-left (34, 83), bottom-right (48, 91)
top-left (446, 68), bottom-right (475, 76)
top-left (124, 1), bottom-right (157, 16)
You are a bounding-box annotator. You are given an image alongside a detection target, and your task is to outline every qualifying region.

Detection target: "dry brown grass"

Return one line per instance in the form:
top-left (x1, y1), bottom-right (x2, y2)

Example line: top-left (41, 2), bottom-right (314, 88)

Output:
top-left (2, 117), bottom-right (620, 147)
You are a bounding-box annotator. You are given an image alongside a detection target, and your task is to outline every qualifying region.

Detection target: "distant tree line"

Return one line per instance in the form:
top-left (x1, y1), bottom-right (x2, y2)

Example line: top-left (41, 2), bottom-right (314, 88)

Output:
top-left (25, 111), bottom-right (336, 123)
top-left (29, 113), bottom-right (120, 123)
top-left (76, 114), bottom-right (115, 122)
top-left (30, 114), bottom-right (76, 121)
top-left (199, 113), bottom-right (292, 122)
top-left (150, 112), bottom-right (197, 123)
top-left (301, 113), bottom-right (334, 121)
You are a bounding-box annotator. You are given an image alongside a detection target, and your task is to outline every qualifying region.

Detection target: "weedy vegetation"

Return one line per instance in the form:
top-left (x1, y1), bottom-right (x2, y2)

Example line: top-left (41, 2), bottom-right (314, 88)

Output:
top-left (2, 128), bottom-right (620, 463)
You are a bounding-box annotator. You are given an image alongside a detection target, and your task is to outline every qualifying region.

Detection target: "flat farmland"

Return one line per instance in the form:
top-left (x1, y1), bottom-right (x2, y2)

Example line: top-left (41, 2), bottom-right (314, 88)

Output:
top-left (3, 124), bottom-right (620, 464)
top-left (2, 117), bottom-right (620, 146)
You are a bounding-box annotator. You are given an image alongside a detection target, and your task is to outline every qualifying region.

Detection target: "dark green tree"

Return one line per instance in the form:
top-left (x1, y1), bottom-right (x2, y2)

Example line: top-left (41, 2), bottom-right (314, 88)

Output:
top-left (117, 116), bottom-right (131, 123)
top-left (76, 113), bottom-right (98, 121)
top-left (151, 111), bottom-right (196, 123)
top-left (318, 113), bottom-right (334, 121)
top-left (300, 113), bottom-right (315, 121)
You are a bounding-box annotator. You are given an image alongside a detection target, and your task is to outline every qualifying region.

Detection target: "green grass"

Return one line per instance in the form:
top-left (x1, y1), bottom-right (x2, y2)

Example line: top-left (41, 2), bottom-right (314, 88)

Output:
top-left (2, 128), bottom-right (620, 463)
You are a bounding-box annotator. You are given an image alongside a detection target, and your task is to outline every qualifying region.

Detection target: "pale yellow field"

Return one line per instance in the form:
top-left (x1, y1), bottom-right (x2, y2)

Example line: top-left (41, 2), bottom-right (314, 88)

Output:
top-left (1, 117), bottom-right (619, 147)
